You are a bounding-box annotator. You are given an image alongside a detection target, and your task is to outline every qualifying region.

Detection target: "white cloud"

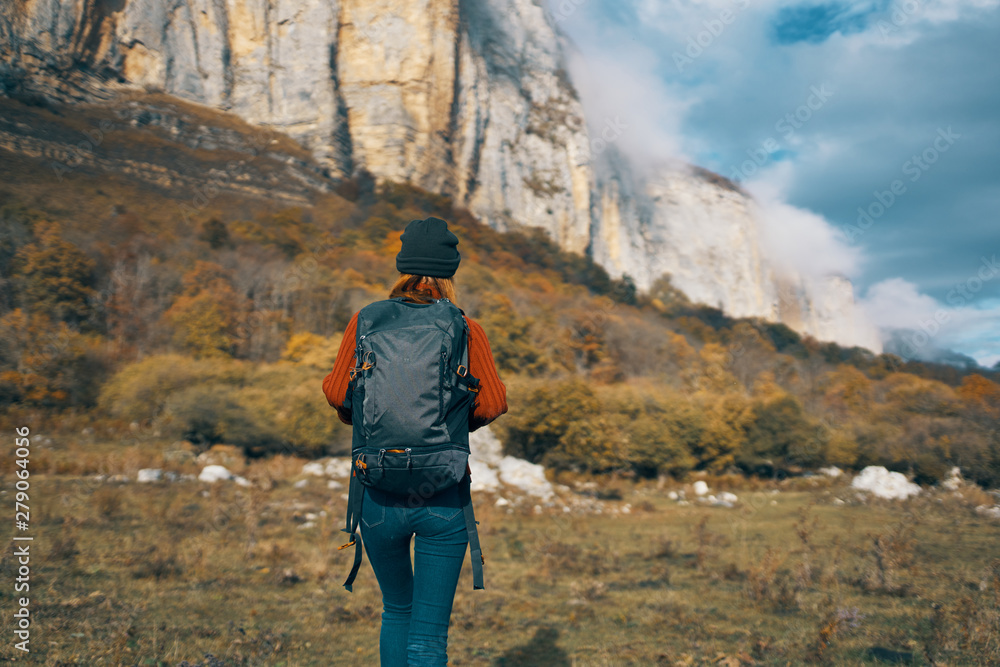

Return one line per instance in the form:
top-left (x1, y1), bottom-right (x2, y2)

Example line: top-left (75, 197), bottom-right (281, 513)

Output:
top-left (746, 162), bottom-right (863, 280)
top-left (858, 277), bottom-right (942, 328)
top-left (563, 38), bottom-right (692, 169)
top-left (859, 279), bottom-right (1000, 366)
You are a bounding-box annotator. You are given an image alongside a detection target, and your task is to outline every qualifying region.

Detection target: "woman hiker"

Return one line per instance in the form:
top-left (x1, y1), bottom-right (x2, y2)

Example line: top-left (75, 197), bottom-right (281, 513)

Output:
top-left (323, 216), bottom-right (508, 666)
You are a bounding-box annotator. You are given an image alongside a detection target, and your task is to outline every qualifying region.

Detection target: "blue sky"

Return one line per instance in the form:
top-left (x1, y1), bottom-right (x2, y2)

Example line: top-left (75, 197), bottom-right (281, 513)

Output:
top-left (549, 0), bottom-right (1000, 367)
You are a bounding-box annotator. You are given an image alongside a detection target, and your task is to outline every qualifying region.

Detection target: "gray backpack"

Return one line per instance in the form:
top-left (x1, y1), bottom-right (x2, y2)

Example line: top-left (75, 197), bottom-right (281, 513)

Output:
top-left (339, 297), bottom-right (485, 591)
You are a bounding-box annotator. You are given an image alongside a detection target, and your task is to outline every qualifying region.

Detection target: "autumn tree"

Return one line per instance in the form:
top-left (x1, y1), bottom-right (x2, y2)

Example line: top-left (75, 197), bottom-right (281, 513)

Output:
top-left (9, 222), bottom-right (97, 326)
top-left (198, 218), bottom-right (232, 250)
top-left (561, 307), bottom-right (617, 378)
top-left (0, 210), bottom-right (34, 314)
top-left (648, 274), bottom-right (692, 316)
top-left (696, 342), bottom-right (740, 393)
top-left (475, 294), bottom-right (549, 375)
top-left (821, 364), bottom-right (875, 418)
top-left (957, 374), bottom-right (1000, 423)
top-left (741, 392), bottom-right (823, 472)
top-left (544, 412), bottom-right (628, 472)
top-left (498, 378), bottom-right (601, 462)
top-left (625, 392), bottom-right (700, 477)
top-left (0, 309), bottom-right (106, 407)
top-left (690, 391), bottom-right (751, 471)
top-left (880, 373), bottom-right (960, 419)
top-left (163, 261), bottom-right (247, 357)
top-left (725, 322), bottom-right (777, 390)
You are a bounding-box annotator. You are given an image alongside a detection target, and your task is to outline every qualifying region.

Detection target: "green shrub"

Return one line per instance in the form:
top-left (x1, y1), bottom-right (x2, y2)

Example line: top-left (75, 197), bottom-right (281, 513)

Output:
top-left (498, 378), bottom-right (600, 463)
top-left (273, 382), bottom-right (350, 457)
top-left (475, 294), bottom-right (551, 376)
top-left (100, 351), bottom-right (350, 456)
top-left (158, 384), bottom-right (283, 453)
top-left (626, 412), bottom-right (698, 478)
top-left (740, 393), bottom-right (821, 471)
top-left (98, 354), bottom-right (244, 422)
top-left (543, 412), bottom-right (627, 472)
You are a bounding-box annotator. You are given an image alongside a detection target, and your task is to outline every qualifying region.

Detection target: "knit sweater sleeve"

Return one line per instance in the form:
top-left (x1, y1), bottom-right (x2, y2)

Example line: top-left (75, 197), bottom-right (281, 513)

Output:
top-left (465, 316), bottom-right (508, 431)
top-left (322, 311), bottom-right (359, 425)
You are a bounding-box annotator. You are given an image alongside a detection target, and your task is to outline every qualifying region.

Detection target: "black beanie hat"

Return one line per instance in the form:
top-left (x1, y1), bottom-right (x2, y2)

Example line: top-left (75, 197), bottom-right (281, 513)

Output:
top-left (395, 217), bottom-right (461, 278)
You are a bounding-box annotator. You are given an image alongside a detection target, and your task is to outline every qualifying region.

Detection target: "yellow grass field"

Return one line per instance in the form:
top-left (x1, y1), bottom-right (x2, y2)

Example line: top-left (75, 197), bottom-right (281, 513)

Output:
top-left (2, 446), bottom-right (998, 666)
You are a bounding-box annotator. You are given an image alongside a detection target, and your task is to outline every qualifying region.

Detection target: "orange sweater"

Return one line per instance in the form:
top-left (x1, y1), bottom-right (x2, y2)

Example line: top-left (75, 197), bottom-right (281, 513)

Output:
top-left (322, 306), bottom-right (508, 432)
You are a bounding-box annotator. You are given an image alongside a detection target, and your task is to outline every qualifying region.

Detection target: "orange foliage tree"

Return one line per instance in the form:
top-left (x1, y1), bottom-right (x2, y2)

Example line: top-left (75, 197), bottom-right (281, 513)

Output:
top-left (0, 309), bottom-right (106, 407)
top-left (9, 222), bottom-right (96, 326)
top-left (163, 262), bottom-right (247, 357)
top-left (957, 374), bottom-right (1000, 421)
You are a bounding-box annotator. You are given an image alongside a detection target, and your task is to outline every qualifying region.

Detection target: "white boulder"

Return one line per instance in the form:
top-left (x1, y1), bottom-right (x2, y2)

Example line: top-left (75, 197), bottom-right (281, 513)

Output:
top-left (469, 426), bottom-right (505, 493)
top-left (941, 467), bottom-right (963, 491)
top-left (693, 480), bottom-right (709, 496)
top-left (199, 465), bottom-right (236, 483)
top-left (975, 505), bottom-right (1000, 519)
top-left (300, 457), bottom-right (353, 478)
top-left (851, 466), bottom-right (921, 500)
top-left (469, 459), bottom-right (501, 493)
top-left (470, 427), bottom-right (505, 466)
top-left (198, 465), bottom-right (233, 482)
top-left (301, 461), bottom-right (326, 476)
top-left (819, 466), bottom-right (843, 478)
top-left (324, 458), bottom-right (353, 478)
top-left (137, 468), bottom-right (162, 483)
top-left (498, 456), bottom-right (554, 501)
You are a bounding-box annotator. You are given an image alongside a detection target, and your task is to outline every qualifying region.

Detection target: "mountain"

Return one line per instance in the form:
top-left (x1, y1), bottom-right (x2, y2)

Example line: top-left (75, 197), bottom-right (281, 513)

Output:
top-left (0, 0), bottom-right (881, 352)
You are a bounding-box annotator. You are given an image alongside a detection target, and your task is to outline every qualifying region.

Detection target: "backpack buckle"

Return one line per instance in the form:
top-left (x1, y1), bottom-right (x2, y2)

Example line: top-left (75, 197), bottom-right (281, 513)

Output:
top-left (456, 365), bottom-right (480, 393)
top-left (350, 351), bottom-right (376, 381)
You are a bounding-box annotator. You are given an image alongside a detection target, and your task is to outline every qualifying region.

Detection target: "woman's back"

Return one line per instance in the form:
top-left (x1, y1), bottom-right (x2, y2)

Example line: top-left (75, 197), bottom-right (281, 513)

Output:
top-left (321, 216), bottom-right (507, 666)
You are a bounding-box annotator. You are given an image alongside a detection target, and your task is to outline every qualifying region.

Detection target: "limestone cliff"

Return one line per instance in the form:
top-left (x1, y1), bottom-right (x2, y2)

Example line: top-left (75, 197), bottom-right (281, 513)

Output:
top-left (0, 0), bottom-right (881, 351)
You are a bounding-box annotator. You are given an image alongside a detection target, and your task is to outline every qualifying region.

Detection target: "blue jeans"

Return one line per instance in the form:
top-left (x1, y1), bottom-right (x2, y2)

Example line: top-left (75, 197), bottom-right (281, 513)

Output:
top-left (361, 483), bottom-right (469, 667)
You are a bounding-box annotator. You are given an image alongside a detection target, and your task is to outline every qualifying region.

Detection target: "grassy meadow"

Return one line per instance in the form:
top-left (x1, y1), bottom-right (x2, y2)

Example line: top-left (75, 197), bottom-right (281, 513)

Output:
top-left (2, 437), bottom-right (998, 666)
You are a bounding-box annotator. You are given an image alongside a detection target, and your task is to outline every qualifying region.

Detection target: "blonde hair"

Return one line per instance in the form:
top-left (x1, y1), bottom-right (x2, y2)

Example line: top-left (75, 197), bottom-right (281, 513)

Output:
top-left (388, 274), bottom-right (458, 305)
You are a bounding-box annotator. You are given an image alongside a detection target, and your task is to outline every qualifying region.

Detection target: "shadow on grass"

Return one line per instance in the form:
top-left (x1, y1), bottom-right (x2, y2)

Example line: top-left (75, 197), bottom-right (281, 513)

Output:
top-left (493, 626), bottom-right (570, 666)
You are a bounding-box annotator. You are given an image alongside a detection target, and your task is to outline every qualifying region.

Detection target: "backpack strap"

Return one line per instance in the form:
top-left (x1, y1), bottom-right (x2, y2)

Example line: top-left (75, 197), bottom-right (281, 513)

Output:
top-left (455, 364), bottom-right (481, 394)
top-left (454, 313), bottom-right (481, 395)
top-left (459, 474), bottom-right (485, 590)
top-left (339, 467), bottom-right (365, 592)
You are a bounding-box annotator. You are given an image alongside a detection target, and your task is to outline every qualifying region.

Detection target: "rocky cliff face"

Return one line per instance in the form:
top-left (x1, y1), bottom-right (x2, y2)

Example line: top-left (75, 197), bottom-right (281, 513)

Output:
top-left (0, 0), bottom-right (881, 352)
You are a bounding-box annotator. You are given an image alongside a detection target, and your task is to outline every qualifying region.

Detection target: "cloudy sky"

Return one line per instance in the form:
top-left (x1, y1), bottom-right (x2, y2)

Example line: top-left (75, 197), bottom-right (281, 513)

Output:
top-left (549, 0), bottom-right (1000, 368)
